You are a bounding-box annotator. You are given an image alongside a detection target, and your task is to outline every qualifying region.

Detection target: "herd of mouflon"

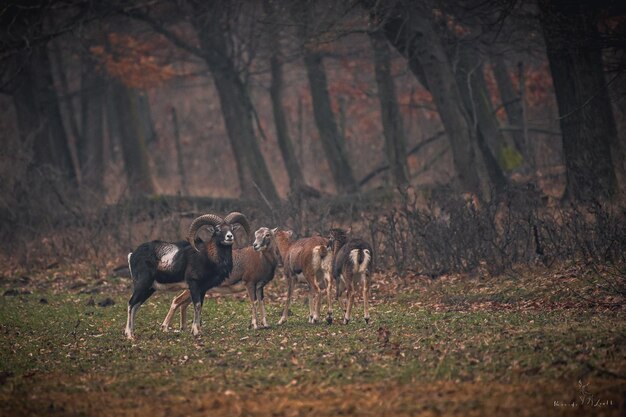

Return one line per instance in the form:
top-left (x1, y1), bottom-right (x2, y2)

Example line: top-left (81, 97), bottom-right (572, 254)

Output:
top-left (125, 212), bottom-right (373, 339)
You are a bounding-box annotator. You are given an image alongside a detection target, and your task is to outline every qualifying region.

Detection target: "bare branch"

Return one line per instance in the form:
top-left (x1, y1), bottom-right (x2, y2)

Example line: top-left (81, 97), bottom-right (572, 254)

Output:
top-left (121, 8), bottom-right (206, 59)
top-left (359, 131), bottom-right (445, 186)
top-left (499, 125), bottom-right (561, 137)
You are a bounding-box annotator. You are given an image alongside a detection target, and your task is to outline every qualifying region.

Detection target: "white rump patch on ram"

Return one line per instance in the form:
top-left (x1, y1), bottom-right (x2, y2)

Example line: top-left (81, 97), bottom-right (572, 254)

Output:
top-left (313, 246), bottom-right (332, 271)
top-left (360, 249), bottom-right (371, 273)
top-left (350, 249), bottom-right (371, 274)
top-left (156, 243), bottom-right (179, 271)
top-left (312, 246), bottom-right (323, 271)
top-left (349, 250), bottom-right (359, 273)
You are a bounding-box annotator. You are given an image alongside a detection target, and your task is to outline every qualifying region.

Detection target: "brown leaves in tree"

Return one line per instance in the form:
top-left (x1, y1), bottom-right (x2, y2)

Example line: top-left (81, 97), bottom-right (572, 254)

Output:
top-left (484, 62), bottom-right (554, 120)
top-left (90, 33), bottom-right (178, 89)
top-left (432, 9), bottom-right (472, 37)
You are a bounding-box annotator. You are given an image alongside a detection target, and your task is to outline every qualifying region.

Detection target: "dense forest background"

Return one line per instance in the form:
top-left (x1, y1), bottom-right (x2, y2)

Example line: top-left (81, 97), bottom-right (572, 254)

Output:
top-left (1, 3), bottom-right (625, 415)
top-left (0, 0), bottom-right (625, 274)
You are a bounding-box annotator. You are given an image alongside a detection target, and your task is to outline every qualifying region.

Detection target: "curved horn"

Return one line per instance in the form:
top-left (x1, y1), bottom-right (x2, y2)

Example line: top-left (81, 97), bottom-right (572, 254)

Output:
top-left (224, 212), bottom-right (250, 236)
top-left (187, 213), bottom-right (224, 252)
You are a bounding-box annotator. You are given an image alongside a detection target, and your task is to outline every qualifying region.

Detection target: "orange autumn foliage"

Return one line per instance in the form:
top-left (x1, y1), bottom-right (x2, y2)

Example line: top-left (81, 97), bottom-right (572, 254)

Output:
top-left (433, 8), bottom-right (472, 37)
top-left (90, 33), bottom-right (177, 89)
top-left (483, 62), bottom-right (554, 120)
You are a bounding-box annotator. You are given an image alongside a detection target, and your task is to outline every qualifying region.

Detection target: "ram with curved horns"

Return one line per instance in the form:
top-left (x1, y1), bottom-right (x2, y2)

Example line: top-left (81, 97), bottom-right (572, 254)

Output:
top-left (124, 212), bottom-right (249, 339)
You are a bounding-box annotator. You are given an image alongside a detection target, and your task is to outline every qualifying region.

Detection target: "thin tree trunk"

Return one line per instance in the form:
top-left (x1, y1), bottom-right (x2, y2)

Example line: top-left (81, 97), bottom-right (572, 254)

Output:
top-left (302, 49), bottom-right (358, 193)
top-left (79, 53), bottom-right (105, 191)
top-left (491, 55), bottom-right (526, 157)
top-left (370, 1), bottom-right (484, 196)
top-left (406, 18), bottom-right (484, 196)
top-left (290, 1), bottom-right (357, 194)
top-left (171, 107), bottom-right (189, 195)
top-left (404, 7), bottom-right (483, 195)
top-left (269, 53), bottom-right (306, 191)
top-left (138, 92), bottom-right (157, 145)
top-left (13, 69), bottom-right (48, 166)
top-left (105, 82), bottom-right (121, 164)
top-left (373, 8), bottom-right (429, 90)
top-left (13, 45), bottom-right (76, 181)
top-left (612, 73), bottom-right (626, 193)
top-left (370, 30), bottom-right (409, 187)
top-left (264, 0), bottom-right (305, 191)
top-left (50, 41), bottom-right (83, 175)
top-left (195, 19), bottom-right (280, 202)
top-left (540, 0), bottom-right (618, 200)
top-left (42, 52), bottom-right (77, 181)
top-left (454, 50), bottom-right (509, 192)
top-left (110, 79), bottom-right (155, 196)
top-left (518, 63), bottom-right (535, 175)
top-left (212, 69), bottom-right (280, 201)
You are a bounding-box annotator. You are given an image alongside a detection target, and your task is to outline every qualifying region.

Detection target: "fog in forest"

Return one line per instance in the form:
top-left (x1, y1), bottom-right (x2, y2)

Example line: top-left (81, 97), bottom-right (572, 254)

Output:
top-left (0, 1), bottom-right (625, 414)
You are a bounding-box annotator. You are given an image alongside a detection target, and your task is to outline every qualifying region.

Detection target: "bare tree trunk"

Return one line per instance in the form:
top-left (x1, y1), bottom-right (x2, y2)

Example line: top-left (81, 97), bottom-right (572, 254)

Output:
top-left (407, 16), bottom-right (484, 196)
top-left (264, 0), bottom-right (305, 192)
top-left (171, 107), bottom-right (189, 195)
top-left (104, 82), bottom-right (121, 164)
top-left (195, 20), bottom-right (280, 202)
top-left (370, 30), bottom-right (409, 187)
top-left (491, 55), bottom-right (526, 158)
top-left (110, 79), bottom-right (155, 196)
top-left (612, 73), bottom-right (626, 193)
top-left (137, 92), bottom-right (157, 145)
top-left (270, 53), bottom-right (306, 191)
top-left (373, 8), bottom-right (429, 90)
top-left (404, 8), bottom-right (483, 194)
top-left (13, 45), bottom-right (76, 181)
top-left (78, 53), bottom-right (105, 191)
top-left (289, 2), bottom-right (357, 194)
top-left (454, 50), bottom-right (509, 192)
top-left (540, 0), bottom-right (618, 200)
top-left (50, 41), bottom-right (82, 173)
top-left (370, 1), bottom-right (485, 196)
top-left (302, 49), bottom-right (358, 193)
top-left (518, 63), bottom-right (535, 175)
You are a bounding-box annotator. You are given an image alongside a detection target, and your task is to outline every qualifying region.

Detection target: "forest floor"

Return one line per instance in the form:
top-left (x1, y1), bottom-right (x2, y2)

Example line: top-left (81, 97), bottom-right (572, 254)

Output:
top-left (0, 260), bottom-right (624, 416)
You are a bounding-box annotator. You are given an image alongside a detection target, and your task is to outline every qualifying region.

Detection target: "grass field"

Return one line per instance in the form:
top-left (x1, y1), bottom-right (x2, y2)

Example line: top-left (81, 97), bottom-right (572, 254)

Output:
top-left (0, 262), bottom-right (624, 416)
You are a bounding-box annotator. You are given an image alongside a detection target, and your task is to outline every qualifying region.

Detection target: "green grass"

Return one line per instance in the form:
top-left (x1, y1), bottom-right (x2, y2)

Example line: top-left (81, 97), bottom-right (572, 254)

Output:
top-left (0, 268), bottom-right (624, 416)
